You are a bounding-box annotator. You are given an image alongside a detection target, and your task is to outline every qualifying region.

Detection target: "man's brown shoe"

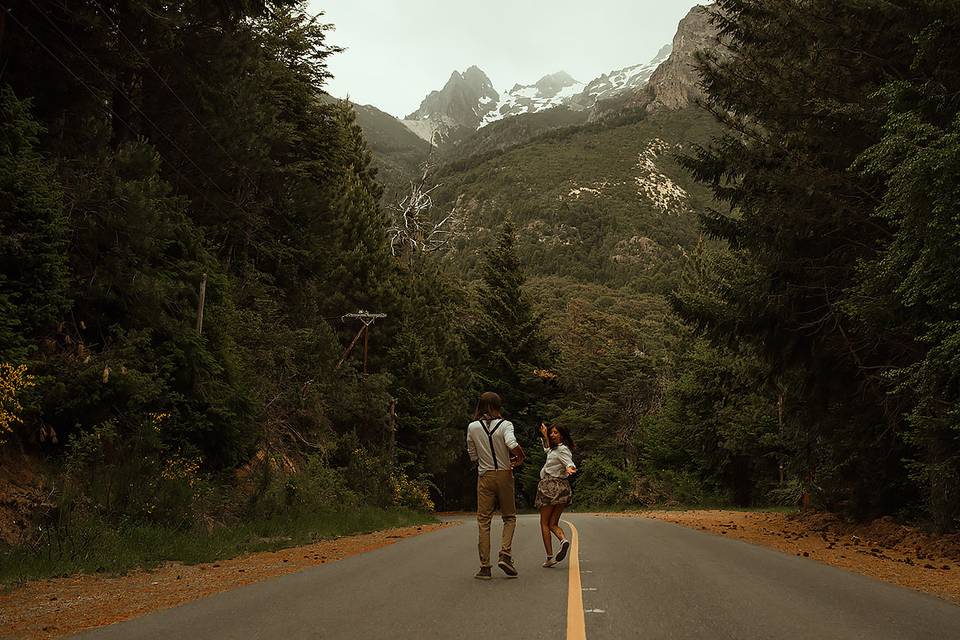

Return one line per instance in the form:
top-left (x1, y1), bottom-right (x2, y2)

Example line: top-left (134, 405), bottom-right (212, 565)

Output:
top-left (497, 556), bottom-right (518, 578)
top-left (474, 567), bottom-right (492, 580)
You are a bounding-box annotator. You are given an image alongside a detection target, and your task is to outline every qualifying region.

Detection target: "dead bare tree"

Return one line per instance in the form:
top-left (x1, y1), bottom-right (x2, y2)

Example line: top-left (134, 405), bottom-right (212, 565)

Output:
top-left (388, 160), bottom-right (462, 261)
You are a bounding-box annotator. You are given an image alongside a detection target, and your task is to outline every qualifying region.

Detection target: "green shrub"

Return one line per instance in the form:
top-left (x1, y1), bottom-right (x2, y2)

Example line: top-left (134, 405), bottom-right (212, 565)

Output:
top-left (765, 477), bottom-right (803, 507)
top-left (572, 457), bottom-right (635, 508)
top-left (390, 472), bottom-right (435, 511)
top-left (628, 469), bottom-right (718, 508)
top-left (344, 447), bottom-right (394, 507)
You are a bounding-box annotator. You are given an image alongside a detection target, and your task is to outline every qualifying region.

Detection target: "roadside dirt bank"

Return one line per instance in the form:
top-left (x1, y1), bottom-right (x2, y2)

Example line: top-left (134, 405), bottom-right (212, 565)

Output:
top-left (606, 510), bottom-right (960, 606)
top-left (0, 521), bottom-right (456, 640)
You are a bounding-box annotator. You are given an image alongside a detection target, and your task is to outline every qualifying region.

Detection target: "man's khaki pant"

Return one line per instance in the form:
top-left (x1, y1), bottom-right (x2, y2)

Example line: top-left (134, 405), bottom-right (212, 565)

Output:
top-left (477, 469), bottom-right (517, 567)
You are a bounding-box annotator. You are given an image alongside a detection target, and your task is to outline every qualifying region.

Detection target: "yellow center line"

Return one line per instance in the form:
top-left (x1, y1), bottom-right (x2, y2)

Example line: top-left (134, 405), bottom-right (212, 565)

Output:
top-left (564, 519), bottom-right (586, 640)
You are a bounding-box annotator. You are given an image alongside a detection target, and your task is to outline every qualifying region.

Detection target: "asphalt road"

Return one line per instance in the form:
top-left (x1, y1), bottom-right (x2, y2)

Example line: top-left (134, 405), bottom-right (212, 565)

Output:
top-left (74, 514), bottom-right (960, 640)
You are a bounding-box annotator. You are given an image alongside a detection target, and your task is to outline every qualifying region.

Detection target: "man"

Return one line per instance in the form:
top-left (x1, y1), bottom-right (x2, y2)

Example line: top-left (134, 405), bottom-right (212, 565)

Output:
top-left (466, 391), bottom-right (525, 580)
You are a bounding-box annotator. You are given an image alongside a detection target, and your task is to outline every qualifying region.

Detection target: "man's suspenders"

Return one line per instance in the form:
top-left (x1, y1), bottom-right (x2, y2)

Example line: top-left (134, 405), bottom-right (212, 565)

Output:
top-left (482, 419), bottom-right (507, 470)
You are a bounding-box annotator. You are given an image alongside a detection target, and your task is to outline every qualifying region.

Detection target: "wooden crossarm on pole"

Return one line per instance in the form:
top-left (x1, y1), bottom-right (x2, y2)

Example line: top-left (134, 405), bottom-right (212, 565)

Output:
top-left (335, 310), bottom-right (387, 373)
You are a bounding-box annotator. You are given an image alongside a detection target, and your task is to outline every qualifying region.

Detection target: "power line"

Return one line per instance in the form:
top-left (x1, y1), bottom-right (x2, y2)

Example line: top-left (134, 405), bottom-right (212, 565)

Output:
top-left (23, 0), bottom-right (240, 207)
top-left (11, 5), bottom-right (379, 333)
top-left (39, 2), bottom-right (386, 300)
top-left (61, 3), bottom-right (347, 291)
top-left (87, 0), bottom-right (256, 192)
top-left (22, 3), bottom-right (330, 290)
top-left (5, 10), bottom-right (210, 204)
top-left (6, 9), bottom-right (223, 340)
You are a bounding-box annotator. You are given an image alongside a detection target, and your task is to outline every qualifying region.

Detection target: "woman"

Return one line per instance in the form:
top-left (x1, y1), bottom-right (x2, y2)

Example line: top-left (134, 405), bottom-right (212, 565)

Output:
top-left (535, 422), bottom-right (576, 567)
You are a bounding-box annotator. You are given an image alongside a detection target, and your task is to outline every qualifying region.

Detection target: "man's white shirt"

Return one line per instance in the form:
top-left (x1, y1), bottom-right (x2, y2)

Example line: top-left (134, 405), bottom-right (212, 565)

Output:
top-left (466, 418), bottom-right (519, 475)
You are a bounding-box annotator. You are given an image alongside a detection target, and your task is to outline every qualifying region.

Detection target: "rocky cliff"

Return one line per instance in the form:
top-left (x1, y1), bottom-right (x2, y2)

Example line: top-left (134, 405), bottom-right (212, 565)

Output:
top-left (632, 4), bottom-right (720, 111)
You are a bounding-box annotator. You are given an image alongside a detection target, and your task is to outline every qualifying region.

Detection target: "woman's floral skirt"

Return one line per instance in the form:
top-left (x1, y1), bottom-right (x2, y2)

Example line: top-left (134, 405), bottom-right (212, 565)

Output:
top-left (535, 476), bottom-right (572, 508)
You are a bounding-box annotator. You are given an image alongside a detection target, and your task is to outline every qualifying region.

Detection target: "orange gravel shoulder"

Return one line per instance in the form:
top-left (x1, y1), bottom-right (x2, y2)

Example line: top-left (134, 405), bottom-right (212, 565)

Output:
top-left (0, 521), bottom-right (457, 640)
top-left (605, 510), bottom-right (960, 605)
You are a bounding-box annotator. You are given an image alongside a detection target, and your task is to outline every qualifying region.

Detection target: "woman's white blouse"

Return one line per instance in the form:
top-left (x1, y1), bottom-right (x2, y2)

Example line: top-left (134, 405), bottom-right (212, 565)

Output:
top-left (540, 444), bottom-right (576, 479)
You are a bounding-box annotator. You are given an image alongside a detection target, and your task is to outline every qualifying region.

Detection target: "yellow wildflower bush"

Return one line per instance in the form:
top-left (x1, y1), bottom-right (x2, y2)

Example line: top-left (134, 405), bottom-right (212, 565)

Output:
top-left (161, 454), bottom-right (202, 486)
top-left (391, 472), bottom-right (435, 512)
top-left (0, 363), bottom-right (35, 442)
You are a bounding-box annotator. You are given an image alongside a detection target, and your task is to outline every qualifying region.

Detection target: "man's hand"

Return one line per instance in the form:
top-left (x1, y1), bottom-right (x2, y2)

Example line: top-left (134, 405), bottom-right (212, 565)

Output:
top-left (509, 445), bottom-right (525, 468)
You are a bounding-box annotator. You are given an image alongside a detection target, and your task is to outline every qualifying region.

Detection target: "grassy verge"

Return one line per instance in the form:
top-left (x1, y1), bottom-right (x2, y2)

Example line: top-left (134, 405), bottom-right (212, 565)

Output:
top-left (0, 507), bottom-right (435, 589)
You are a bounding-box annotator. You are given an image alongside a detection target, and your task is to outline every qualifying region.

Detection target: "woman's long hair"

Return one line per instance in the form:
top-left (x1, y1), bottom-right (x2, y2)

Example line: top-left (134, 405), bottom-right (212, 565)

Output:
top-left (549, 423), bottom-right (575, 450)
top-left (474, 391), bottom-right (503, 420)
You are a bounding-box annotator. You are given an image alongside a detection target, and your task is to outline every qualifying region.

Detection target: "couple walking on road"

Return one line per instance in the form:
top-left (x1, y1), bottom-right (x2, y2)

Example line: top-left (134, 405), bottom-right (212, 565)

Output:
top-left (466, 391), bottom-right (578, 580)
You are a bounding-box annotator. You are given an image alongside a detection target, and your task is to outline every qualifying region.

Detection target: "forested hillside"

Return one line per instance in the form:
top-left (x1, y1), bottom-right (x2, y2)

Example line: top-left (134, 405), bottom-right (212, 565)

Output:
top-left (0, 0), bottom-right (465, 572)
top-left (3, 0), bottom-right (960, 586)
top-left (370, 0), bottom-right (960, 528)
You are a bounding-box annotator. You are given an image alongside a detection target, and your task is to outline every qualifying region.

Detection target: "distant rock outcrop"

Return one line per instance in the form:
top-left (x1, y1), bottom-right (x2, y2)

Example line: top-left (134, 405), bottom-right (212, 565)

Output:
top-left (632, 4), bottom-right (720, 111)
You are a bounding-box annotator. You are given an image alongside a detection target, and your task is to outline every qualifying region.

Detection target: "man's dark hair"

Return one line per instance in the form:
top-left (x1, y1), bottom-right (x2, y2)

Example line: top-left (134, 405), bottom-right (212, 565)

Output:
top-left (474, 391), bottom-right (503, 420)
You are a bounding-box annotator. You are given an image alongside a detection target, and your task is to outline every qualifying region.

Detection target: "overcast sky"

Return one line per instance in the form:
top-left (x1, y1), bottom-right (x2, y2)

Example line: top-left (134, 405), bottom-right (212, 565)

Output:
top-left (310, 1), bottom-right (705, 118)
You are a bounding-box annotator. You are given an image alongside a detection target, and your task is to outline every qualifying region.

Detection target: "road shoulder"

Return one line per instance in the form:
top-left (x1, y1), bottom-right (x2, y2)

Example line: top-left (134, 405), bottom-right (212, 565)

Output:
top-left (604, 510), bottom-right (959, 606)
top-left (0, 521), bottom-right (457, 640)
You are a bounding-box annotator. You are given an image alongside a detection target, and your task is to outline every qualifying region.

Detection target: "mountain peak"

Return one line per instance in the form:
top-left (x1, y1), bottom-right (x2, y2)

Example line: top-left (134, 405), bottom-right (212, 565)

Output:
top-left (535, 71), bottom-right (578, 93)
top-left (404, 66), bottom-right (500, 138)
top-left (651, 44), bottom-right (673, 64)
top-left (460, 66), bottom-right (495, 93)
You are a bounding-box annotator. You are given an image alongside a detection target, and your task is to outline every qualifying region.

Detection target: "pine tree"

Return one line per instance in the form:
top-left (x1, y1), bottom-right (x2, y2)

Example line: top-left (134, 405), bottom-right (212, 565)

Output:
top-left (0, 86), bottom-right (68, 362)
top-left (681, 0), bottom-right (960, 522)
top-left (467, 222), bottom-right (553, 423)
top-left (388, 263), bottom-right (471, 472)
top-left (850, 6), bottom-right (960, 529)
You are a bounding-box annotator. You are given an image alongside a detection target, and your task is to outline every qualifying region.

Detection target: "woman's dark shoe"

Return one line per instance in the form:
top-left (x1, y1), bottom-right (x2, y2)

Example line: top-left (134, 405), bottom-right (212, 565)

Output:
top-left (497, 556), bottom-right (519, 578)
top-left (556, 539), bottom-right (570, 562)
top-left (474, 567), bottom-right (492, 580)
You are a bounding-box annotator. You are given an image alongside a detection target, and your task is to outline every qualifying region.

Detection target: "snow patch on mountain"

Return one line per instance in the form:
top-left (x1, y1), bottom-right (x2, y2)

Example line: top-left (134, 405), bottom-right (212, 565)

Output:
top-left (578, 60), bottom-right (659, 105)
top-left (400, 43), bottom-right (675, 137)
top-left (481, 71), bottom-right (585, 126)
top-left (480, 45), bottom-right (673, 128)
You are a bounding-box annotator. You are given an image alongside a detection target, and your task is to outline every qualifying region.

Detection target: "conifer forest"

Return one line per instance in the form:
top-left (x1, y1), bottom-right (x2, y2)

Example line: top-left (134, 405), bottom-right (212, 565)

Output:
top-left (2, 0), bottom-right (960, 582)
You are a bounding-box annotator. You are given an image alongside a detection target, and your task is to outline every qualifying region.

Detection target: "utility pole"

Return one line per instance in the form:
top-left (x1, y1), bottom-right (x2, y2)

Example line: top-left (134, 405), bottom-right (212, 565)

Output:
top-left (336, 310), bottom-right (386, 374)
top-left (388, 397), bottom-right (397, 463)
top-left (777, 385), bottom-right (785, 485)
top-left (196, 273), bottom-right (207, 336)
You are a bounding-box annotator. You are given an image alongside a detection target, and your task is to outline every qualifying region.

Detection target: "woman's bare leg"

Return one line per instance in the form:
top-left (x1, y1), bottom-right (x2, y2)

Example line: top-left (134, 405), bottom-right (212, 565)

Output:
top-left (539, 506), bottom-right (555, 556)
top-left (549, 504), bottom-right (566, 542)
